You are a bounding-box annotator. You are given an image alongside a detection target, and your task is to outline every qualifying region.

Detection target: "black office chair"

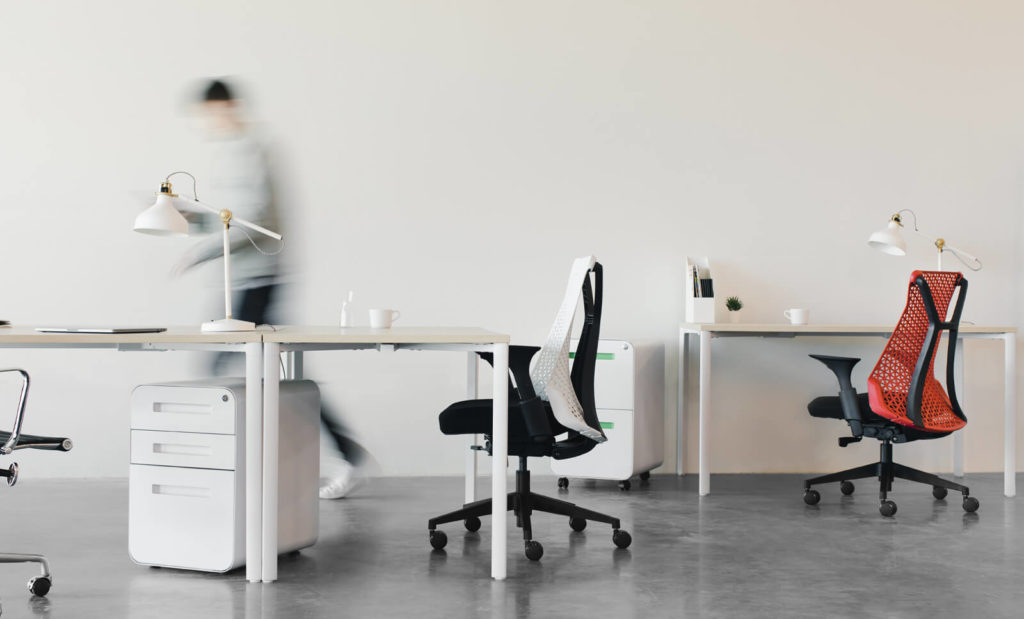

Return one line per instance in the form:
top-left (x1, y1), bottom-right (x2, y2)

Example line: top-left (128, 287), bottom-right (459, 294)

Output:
top-left (1, 369), bottom-right (73, 607)
top-left (427, 257), bottom-right (631, 561)
top-left (803, 271), bottom-right (979, 517)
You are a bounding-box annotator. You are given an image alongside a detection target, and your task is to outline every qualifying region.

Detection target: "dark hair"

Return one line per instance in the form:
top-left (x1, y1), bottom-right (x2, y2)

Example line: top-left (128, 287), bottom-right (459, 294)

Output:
top-left (202, 79), bottom-right (234, 102)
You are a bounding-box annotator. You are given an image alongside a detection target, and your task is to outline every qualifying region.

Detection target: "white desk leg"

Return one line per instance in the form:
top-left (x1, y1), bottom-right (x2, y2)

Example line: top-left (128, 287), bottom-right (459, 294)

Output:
top-left (244, 342), bottom-right (264, 584)
top-left (465, 352), bottom-right (479, 504)
top-left (262, 342), bottom-right (281, 582)
top-left (953, 337), bottom-right (965, 478)
top-left (1005, 333), bottom-right (1016, 498)
top-left (282, 350), bottom-right (303, 380)
top-left (698, 331), bottom-right (711, 496)
top-left (491, 343), bottom-right (509, 581)
top-left (677, 330), bottom-right (687, 476)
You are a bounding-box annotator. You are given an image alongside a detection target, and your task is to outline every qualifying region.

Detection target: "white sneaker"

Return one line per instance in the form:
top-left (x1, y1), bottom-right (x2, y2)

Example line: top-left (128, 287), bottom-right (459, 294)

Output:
top-left (319, 462), bottom-right (366, 499)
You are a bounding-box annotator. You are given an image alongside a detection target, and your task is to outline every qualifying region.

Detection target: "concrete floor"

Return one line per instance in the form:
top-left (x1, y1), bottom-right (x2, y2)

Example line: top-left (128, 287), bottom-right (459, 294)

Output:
top-left (1, 473), bottom-right (1021, 618)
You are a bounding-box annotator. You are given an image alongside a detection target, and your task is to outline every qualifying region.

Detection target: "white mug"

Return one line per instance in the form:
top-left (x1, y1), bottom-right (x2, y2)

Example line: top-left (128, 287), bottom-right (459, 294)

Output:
top-left (784, 308), bottom-right (809, 325)
top-left (369, 309), bottom-right (401, 329)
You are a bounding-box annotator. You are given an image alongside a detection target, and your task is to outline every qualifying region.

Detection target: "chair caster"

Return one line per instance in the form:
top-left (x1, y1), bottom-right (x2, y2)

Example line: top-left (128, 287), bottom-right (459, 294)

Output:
top-left (429, 530), bottom-right (448, 550)
top-left (464, 516), bottom-right (481, 532)
top-left (557, 477), bottom-right (569, 489)
top-left (2, 462), bottom-right (18, 487)
top-left (879, 500), bottom-right (897, 517)
top-left (932, 486), bottom-right (948, 500)
top-left (962, 496), bottom-right (980, 513)
top-left (612, 529), bottom-right (632, 549)
top-left (840, 481), bottom-right (855, 496)
top-left (803, 489), bottom-right (821, 506)
top-left (524, 540), bottom-right (544, 561)
top-left (619, 480), bottom-right (631, 491)
top-left (27, 576), bottom-right (51, 597)
top-left (639, 471), bottom-right (651, 482)
top-left (569, 517), bottom-right (587, 532)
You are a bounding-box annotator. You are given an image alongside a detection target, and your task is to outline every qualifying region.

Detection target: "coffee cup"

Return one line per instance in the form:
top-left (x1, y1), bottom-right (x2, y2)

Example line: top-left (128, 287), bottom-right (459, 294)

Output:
top-left (784, 308), bottom-right (809, 325)
top-left (369, 309), bottom-right (401, 329)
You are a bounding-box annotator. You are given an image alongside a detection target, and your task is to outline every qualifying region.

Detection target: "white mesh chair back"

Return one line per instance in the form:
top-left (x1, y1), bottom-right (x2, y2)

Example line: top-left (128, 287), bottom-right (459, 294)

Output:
top-left (529, 256), bottom-right (607, 443)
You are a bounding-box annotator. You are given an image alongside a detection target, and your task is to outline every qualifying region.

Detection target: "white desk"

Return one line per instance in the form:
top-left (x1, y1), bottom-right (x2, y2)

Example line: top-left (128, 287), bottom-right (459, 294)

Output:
top-left (262, 327), bottom-right (510, 582)
top-left (0, 325), bottom-right (510, 584)
top-left (677, 323), bottom-right (1017, 497)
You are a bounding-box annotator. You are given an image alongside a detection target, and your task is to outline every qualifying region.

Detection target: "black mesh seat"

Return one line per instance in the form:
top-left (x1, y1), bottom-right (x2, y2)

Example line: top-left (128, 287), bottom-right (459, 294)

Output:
top-left (807, 394), bottom-right (948, 442)
top-left (0, 431), bottom-right (72, 452)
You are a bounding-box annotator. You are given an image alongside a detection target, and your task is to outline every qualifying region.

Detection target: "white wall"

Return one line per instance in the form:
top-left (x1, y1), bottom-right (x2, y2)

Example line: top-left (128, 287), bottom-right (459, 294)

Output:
top-left (1, 1), bottom-right (1021, 478)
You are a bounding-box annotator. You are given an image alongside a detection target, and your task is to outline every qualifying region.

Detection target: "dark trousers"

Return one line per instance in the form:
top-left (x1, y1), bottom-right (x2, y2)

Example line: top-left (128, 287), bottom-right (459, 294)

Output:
top-left (213, 284), bottom-right (365, 466)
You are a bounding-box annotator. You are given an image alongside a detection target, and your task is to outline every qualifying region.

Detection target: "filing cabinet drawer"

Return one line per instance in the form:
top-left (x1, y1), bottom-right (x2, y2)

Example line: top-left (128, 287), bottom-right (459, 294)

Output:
top-left (131, 384), bottom-right (239, 435)
top-left (131, 430), bottom-right (237, 471)
top-left (128, 464), bottom-right (240, 572)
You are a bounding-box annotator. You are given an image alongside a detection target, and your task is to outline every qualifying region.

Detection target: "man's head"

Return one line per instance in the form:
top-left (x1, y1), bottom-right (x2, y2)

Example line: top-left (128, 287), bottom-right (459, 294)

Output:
top-left (197, 79), bottom-right (243, 136)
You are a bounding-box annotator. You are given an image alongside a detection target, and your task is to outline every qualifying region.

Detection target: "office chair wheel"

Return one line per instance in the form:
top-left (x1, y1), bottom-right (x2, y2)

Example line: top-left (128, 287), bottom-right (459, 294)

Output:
top-left (802, 489), bottom-right (820, 506)
top-left (524, 540), bottom-right (544, 561)
top-left (557, 477), bottom-right (569, 489)
top-left (879, 500), bottom-right (897, 517)
top-left (569, 517), bottom-right (587, 532)
top-left (962, 496), bottom-right (980, 513)
top-left (619, 480), bottom-right (631, 491)
top-left (429, 530), bottom-right (448, 550)
top-left (840, 481), bottom-right (855, 496)
top-left (932, 486), bottom-right (948, 500)
top-left (4, 462), bottom-right (18, 487)
top-left (464, 516), bottom-right (481, 532)
top-left (612, 529), bottom-right (632, 549)
top-left (27, 576), bottom-right (50, 597)
top-left (639, 471), bottom-right (651, 482)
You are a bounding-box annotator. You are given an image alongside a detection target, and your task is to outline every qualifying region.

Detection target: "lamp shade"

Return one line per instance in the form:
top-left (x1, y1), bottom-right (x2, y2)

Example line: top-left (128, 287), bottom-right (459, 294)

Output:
top-left (867, 220), bottom-right (907, 256)
top-left (134, 194), bottom-right (189, 236)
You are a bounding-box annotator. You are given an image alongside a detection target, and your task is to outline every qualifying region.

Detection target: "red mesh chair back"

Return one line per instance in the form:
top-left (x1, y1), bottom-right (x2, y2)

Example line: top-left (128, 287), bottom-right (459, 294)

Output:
top-left (867, 271), bottom-right (968, 433)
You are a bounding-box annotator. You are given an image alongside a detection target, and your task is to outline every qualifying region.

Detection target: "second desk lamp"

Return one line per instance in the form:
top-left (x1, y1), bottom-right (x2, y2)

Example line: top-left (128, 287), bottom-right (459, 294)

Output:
top-left (867, 209), bottom-right (982, 271)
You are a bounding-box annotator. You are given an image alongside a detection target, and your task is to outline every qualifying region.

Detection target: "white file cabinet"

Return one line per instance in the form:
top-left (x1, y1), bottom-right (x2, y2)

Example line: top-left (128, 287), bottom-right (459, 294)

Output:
top-left (129, 378), bottom-right (320, 572)
top-left (551, 340), bottom-right (664, 489)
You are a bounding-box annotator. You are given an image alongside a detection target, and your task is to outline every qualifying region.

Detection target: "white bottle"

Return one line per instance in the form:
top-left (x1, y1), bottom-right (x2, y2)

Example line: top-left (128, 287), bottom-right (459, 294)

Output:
top-left (340, 291), bottom-right (354, 327)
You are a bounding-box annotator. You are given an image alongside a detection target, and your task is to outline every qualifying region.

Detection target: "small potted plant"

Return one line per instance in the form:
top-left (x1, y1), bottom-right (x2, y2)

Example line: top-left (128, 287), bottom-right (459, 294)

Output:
top-left (725, 296), bottom-right (744, 323)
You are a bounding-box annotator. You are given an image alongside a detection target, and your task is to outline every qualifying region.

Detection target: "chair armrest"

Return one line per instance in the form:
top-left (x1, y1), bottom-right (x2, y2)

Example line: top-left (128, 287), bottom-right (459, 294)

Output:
top-left (808, 354), bottom-right (864, 434)
top-left (0, 369), bottom-right (30, 456)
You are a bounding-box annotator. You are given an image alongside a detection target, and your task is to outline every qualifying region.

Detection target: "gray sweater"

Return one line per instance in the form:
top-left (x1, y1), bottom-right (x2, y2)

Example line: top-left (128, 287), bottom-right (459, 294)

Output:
top-left (185, 132), bottom-right (282, 289)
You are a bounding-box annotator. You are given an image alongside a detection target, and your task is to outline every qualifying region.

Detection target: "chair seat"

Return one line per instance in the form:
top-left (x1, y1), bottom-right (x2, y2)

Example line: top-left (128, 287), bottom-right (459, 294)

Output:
top-left (807, 393), bottom-right (948, 442)
top-left (0, 430), bottom-right (73, 451)
top-left (439, 399), bottom-right (553, 457)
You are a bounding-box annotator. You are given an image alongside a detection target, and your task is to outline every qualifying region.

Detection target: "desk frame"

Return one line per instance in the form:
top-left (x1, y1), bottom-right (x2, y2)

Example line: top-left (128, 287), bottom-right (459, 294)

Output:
top-left (261, 329), bottom-right (509, 583)
top-left (0, 327), bottom-right (509, 585)
top-left (676, 324), bottom-right (1017, 497)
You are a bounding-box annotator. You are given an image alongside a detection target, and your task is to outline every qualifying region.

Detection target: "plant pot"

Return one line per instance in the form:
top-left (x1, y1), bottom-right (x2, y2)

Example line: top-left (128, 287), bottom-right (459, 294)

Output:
top-left (727, 310), bottom-right (743, 323)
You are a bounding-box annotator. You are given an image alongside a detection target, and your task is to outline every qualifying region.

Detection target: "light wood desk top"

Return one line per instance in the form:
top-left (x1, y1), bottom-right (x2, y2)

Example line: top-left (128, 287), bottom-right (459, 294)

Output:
top-left (0, 326), bottom-right (262, 345)
top-left (261, 326), bottom-right (509, 344)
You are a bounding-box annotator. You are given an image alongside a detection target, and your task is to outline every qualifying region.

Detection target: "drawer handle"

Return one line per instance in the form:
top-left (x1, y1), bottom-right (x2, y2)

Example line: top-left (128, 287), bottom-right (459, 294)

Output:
top-left (152, 402), bottom-right (213, 415)
top-left (152, 443), bottom-right (213, 457)
top-left (151, 484), bottom-right (211, 498)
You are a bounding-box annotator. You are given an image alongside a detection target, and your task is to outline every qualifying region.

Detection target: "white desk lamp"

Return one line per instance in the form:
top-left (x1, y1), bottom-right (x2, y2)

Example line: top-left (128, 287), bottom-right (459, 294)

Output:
top-left (134, 171), bottom-right (283, 332)
top-left (867, 209), bottom-right (982, 271)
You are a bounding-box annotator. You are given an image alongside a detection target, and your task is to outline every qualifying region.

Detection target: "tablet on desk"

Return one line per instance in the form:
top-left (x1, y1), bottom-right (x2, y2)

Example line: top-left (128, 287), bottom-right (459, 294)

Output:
top-left (35, 327), bottom-right (168, 334)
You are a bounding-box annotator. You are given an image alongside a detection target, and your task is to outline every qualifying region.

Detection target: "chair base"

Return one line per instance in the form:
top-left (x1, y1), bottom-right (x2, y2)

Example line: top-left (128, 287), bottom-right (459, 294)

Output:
top-left (428, 458), bottom-right (631, 559)
top-left (803, 439), bottom-right (980, 517)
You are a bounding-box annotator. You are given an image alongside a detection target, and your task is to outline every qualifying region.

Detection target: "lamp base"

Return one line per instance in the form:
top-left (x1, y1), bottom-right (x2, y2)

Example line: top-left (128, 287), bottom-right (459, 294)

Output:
top-left (202, 318), bottom-right (257, 333)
